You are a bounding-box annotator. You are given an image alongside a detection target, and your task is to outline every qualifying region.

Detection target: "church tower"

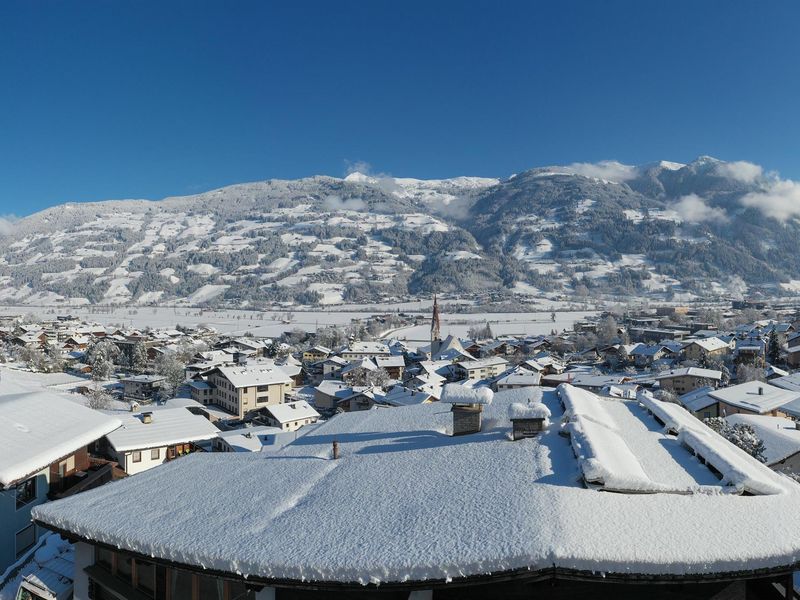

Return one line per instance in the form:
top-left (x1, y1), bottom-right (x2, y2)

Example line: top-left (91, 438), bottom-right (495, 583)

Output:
top-left (431, 295), bottom-right (442, 355)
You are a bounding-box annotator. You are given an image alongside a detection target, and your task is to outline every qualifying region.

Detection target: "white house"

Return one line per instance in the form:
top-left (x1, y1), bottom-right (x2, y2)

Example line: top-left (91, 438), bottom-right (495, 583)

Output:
top-left (105, 408), bottom-right (219, 475)
top-left (262, 401), bottom-right (320, 432)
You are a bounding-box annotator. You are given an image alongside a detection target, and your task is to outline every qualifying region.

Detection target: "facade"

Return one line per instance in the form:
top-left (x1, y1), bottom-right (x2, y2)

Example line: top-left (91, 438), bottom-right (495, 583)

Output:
top-left (683, 338), bottom-right (730, 362)
top-left (455, 356), bottom-right (508, 380)
top-left (204, 365), bottom-right (292, 418)
top-left (656, 367), bottom-right (722, 395)
top-left (121, 375), bottom-right (166, 402)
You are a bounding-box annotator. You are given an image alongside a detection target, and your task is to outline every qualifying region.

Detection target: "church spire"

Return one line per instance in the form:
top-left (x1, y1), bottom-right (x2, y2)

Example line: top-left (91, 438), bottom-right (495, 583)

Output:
top-left (431, 295), bottom-right (441, 343)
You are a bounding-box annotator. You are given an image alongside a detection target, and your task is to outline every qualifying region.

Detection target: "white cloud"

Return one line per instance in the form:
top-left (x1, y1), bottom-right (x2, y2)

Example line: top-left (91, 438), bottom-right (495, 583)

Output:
top-left (740, 178), bottom-right (800, 221)
top-left (345, 160), bottom-right (373, 177)
top-left (561, 160), bottom-right (638, 183)
top-left (715, 161), bottom-right (763, 183)
top-left (673, 194), bottom-right (728, 223)
top-left (323, 194), bottom-right (366, 212)
top-left (0, 214), bottom-right (19, 236)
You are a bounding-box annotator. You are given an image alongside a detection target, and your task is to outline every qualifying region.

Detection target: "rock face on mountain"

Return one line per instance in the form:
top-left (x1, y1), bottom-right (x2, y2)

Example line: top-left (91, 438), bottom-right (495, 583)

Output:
top-left (0, 157), bottom-right (797, 307)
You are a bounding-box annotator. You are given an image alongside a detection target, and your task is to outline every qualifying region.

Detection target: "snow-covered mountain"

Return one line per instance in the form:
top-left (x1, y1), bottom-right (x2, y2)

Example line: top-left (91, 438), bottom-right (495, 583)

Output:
top-left (1, 157), bottom-right (798, 307)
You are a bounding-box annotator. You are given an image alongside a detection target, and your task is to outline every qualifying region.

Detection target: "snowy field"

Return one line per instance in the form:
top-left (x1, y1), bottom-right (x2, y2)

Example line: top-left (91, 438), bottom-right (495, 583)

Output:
top-left (0, 305), bottom-right (596, 340)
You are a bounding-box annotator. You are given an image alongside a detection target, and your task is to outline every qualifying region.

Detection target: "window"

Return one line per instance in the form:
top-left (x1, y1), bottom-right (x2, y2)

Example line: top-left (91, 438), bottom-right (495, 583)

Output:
top-left (15, 524), bottom-right (36, 558)
top-left (16, 477), bottom-right (36, 509)
top-left (136, 560), bottom-right (156, 597)
top-left (96, 546), bottom-right (114, 571)
top-left (132, 451), bottom-right (142, 463)
top-left (151, 448), bottom-right (160, 460)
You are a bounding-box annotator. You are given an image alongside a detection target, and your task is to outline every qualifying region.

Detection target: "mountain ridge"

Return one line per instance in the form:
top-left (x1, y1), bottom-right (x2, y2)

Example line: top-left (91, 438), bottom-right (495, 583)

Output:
top-left (1, 157), bottom-right (798, 308)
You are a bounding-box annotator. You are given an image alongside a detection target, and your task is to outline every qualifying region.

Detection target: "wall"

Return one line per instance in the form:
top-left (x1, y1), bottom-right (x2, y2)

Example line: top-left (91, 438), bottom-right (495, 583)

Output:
top-left (117, 446), bottom-right (167, 476)
top-left (0, 470), bottom-right (48, 573)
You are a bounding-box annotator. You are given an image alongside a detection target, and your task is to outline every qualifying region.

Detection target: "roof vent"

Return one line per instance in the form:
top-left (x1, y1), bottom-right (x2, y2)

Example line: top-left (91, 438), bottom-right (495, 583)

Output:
top-left (142, 412), bottom-right (153, 424)
top-left (758, 386), bottom-right (764, 396)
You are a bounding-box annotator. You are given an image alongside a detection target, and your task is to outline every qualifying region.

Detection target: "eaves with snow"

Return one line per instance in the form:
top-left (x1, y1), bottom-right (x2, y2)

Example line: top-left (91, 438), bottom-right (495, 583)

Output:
top-left (32, 385), bottom-right (800, 588)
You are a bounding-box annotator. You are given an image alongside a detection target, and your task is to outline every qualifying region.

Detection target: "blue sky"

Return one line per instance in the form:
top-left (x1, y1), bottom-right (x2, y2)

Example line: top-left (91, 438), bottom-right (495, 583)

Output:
top-left (1, 0), bottom-right (799, 215)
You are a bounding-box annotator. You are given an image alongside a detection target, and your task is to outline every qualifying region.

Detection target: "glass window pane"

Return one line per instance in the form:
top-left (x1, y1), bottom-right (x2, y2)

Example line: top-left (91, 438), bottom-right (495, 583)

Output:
top-left (170, 569), bottom-right (193, 600)
top-left (227, 581), bottom-right (255, 600)
top-left (117, 554), bottom-right (132, 583)
top-left (196, 573), bottom-right (223, 600)
top-left (136, 560), bottom-right (156, 597)
top-left (96, 547), bottom-right (113, 571)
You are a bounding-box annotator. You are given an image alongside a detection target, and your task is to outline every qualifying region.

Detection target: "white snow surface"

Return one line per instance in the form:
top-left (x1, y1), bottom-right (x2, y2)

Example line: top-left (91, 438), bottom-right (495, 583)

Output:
top-left (31, 386), bottom-right (800, 585)
top-left (439, 384), bottom-right (493, 405)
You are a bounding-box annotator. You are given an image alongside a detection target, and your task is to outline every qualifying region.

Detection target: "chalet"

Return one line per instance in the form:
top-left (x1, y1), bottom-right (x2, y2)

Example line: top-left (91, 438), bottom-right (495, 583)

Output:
top-left (213, 426), bottom-right (284, 453)
top-left (541, 373), bottom-right (629, 391)
top-left (374, 355), bottom-right (405, 379)
top-left (495, 371), bottom-right (542, 390)
top-left (302, 345), bottom-right (331, 363)
top-left (314, 380), bottom-right (352, 411)
top-left (374, 385), bottom-right (433, 408)
top-left (0, 390), bottom-right (121, 573)
top-left (683, 337), bottom-right (730, 362)
top-left (454, 356), bottom-right (508, 380)
top-left (678, 386), bottom-right (719, 420)
top-left (203, 365), bottom-right (293, 418)
top-left (104, 408), bottom-right (219, 475)
top-left (120, 374), bottom-right (166, 402)
top-left (261, 400), bottom-right (320, 431)
top-left (786, 343), bottom-right (800, 368)
top-left (727, 414), bottom-right (800, 475)
top-left (340, 341), bottom-right (391, 360)
top-left (334, 388), bottom-right (379, 412)
top-left (655, 367), bottom-right (723, 395)
top-left (735, 338), bottom-right (766, 365)
top-left (629, 344), bottom-right (669, 367)
top-left (708, 381), bottom-right (800, 417)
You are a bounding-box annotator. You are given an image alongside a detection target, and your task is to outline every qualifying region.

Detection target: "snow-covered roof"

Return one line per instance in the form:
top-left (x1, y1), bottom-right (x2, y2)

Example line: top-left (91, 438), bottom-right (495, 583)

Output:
top-left (214, 365), bottom-right (291, 388)
top-left (655, 367), bottom-right (722, 381)
top-left (726, 414), bottom-right (800, 465)
top-left (456, 356), bottom-right (508, 370)
top-left (687, 337), bottom-right (729, 352)
top-left (771, 373), bottom-right (800, 393)
top-left (678, 386), bottom-right (718, 412)
top-left (105, 408), bottom-right (220, 452)
top-left (508, 402), bottom-right (550, 420)
top-left (0, 390), bottom-right (122, 487)
top-left (32, 384), bottom-right (800, 586)
top-left (216, 425), bottom-right (284, 452)
top-left (709, 381), bottom-right (800, 414)
top-left (264, 401), bottom-right (319, 424)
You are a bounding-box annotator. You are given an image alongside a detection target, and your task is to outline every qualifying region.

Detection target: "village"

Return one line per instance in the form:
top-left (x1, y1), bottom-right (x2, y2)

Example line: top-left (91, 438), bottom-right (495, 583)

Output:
top-left (4, 296), bottom-right (800, 598)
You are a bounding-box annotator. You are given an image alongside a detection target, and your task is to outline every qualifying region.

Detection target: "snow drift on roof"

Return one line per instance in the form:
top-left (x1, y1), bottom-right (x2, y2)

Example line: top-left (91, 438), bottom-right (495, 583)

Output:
top-left (439, 383), bottom-right (493, 405)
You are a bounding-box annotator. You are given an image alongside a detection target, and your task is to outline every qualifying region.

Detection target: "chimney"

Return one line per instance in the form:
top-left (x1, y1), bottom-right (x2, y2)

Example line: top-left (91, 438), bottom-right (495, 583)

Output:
top-left (758, 386), bottom-right (764, 395)
top-left (142, 412), bottom-right (153, 424)
top-left (332, 440), bottom-right (340, 460)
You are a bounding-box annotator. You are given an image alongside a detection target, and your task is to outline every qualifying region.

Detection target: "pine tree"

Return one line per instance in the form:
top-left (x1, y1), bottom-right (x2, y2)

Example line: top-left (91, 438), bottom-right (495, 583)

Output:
top-left (768, 329), bottom-right (781, 365)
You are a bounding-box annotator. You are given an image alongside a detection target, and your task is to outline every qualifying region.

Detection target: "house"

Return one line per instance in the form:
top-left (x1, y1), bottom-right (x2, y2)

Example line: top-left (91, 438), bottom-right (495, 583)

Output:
top-left (655, 367), bottom-right (723, 395)
top-left (374, 385), bottom-right (434, 408)
top-left (302, 346), bottom-right (331, 363)
top-left (628, 344), bottom-right (668, 367)
top-left (0, 389), bottom-right (121, 573)
top-left (786, 343), bottom-right (800, 368)
top-left (735, 338), bottom-right (766, 365)
top-left (495, 371), bottom-right (542, 390)
top-left (708, 381), bottom-right (800, 417)
top-left (203, 364), bottom-right (293, 418)
top-left (213, 426), bottom-right (284, 453)
top-left (677, 386), bottom-right (719, 420)
top-left (32, 385), bottom-right (800, 599)
top-left (374, 355), bottom-right (406, 380)
top-left (104, 408), bottom-right (218, 475)
top-left (314, 380), bottom-right (352, 411)
top-left (120, 374), bottom-right (166, 402)
top-left (726, 414), bottom-right (800, 475)
top-left (683, 337), bottom-right (730, 362)
top-left (340, 341), bottom-right (391, 360)
top-left (261, 400), bottom-right (320, 432)
top-left (454, 356), bottom-right (508, 380)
